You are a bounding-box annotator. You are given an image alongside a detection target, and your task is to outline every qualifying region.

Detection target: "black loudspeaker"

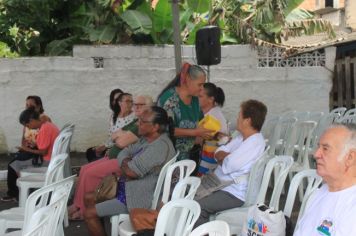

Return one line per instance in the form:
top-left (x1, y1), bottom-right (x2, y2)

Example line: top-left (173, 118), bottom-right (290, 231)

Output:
top-left (195, 26), bottom-right (221, 66)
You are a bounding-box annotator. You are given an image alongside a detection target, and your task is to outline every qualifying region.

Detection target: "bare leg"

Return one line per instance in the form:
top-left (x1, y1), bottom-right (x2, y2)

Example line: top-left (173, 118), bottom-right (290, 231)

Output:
top-left (84, 192), bottom-right (106, 236)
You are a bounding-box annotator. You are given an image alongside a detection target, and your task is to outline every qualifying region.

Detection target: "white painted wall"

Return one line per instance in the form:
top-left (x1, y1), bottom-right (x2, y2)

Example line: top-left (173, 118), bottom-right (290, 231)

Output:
top-left (0, 45), bottom-right (334, 153)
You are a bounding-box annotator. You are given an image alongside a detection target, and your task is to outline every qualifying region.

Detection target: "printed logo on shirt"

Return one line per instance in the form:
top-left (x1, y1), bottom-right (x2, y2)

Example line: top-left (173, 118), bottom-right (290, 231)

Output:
top-left (317, 218), bottom-right (334, 236)
top-left (246, 219), bottom-right (268, 236)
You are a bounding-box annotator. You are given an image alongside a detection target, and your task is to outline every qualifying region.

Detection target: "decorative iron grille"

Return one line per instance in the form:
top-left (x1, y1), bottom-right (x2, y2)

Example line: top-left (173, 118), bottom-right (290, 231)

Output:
top-left (257, 47), bottom-right (325, 67)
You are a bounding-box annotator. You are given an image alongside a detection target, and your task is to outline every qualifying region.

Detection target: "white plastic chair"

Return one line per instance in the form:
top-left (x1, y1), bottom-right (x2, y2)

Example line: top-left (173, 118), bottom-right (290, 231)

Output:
top-left (283, 169), bottom-right (322, 223)
top-left (110, 151), bottom-right (179, 236)
top-left (338, 114), bottom-right (356, 124)
top-left (288, 121), bottom-right (317, 201)
top-left (215, 155), bottom-right (294, 235)
top-left (5, 192), bottom-right (68, 236)
top-left (0, 176), bottom-right (75, 235)
top-left (330, 107), bottom-right (347, 117)
top-left (154, 199), bottom-right (201, 236)
top-left (17, 153), bottom-right (67, 207)
top-left (118, 176), bottom-right (201, 236)
top-left (275, 116), bottom-right (298, 156)
top-left (343, 108), bottom-right (356, 117)
top-left (116, 159), bottom-right (196, 236)
top-left (189, 220), bottom-right (230, 236)
top-left (310, 112), bottom-right (340, 152)
top-left (20, 131), bottom-right (73, 178)
top-left (261, 117), bottom-right (281, 156)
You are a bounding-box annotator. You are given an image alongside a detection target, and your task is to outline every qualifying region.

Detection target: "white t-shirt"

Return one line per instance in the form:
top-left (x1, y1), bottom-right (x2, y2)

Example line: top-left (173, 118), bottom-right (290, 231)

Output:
top-left (206, 106), bottom-right (228, 134)
top-left (214, 133), bottom-right (265, 201)
top-left (294, 184), bottom-right (356, 236)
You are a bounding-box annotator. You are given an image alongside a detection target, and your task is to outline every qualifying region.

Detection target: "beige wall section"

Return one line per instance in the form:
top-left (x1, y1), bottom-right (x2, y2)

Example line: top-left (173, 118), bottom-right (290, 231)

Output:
top-left (299, 0), bottom-right (345, 11)
top-left (0, 45), bottom-right (334, 153)
top-left (345, 0), bottom-right (356, 29)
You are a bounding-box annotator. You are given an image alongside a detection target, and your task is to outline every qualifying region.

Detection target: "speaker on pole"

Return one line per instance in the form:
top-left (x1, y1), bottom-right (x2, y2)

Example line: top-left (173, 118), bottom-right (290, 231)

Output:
top-left (195, 26), bottom-right (221, 66)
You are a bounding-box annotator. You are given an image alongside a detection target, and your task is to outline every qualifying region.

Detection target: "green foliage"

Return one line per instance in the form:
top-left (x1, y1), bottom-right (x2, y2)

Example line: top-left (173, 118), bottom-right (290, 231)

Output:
top-left (0, 41), bottom-right (19, 58)
top-left (187, 0), bottom-right (210, 14)
top-left (0, 0), bottom-right (336, 56)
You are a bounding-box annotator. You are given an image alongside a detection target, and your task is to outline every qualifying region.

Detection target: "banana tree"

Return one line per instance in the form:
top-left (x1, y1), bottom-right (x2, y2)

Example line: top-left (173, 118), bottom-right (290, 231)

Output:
top-left (214, 0), bottom-right (335, 44)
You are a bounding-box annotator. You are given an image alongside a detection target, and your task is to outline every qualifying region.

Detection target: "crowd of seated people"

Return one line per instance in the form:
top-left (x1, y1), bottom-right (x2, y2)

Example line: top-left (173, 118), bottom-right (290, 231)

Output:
top-left (1, 62), bottom-right (355, 236)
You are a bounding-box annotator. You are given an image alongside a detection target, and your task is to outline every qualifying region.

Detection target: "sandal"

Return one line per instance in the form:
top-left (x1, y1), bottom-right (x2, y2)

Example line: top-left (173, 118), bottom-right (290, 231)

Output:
top-left (68, 205), bottom-right (80, 216)
top-left (69, 210), bottom-right (83, 221)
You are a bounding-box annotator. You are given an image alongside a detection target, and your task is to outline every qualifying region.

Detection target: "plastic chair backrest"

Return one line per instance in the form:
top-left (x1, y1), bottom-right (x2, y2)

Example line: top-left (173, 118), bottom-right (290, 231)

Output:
top-left (311, 112), bottom-right (339, 149)
top-left (44, 153), bottom-right (67, 186)
top-left (243, 147), bottom-right (270, 206)
top-left (154, 199), bottom-right (201, 236)
top-left (261, 116), bottom-right (280, 142)
top-left (283, 169), bottom-right (322, 221)
top-left (330, 107), bottom-right (347, 117)
top-left (278, 117), bottom-right (298, 155)
top-left (51, 132), bottom-right (72, 158)
top-left (294, 121), bottom-right (317, 169)
top-left (24, 193), bottom-right (67, 236)
top-left (339, 114), bottom-right (356, 124)
top-left (60, 123), bottom-right (75, 133)
top-left (308, 111), bottom-right (324, 123)
top-left (150, 151), bottom-right (179, 210)
top-left (161, 159), bottom-right (196, 204)
top-left (343, 108), bottom-right (356, 117)
top-left (171, 176), bottom-right (201, 200)
top-left (256, 155), bottom-right (294, 210)
top-left (189, 220), bottom-right (230, 236)
top-left (261, 117), bottom-right (281, 156)
top-left (22, 176), bottom-right (75, 233)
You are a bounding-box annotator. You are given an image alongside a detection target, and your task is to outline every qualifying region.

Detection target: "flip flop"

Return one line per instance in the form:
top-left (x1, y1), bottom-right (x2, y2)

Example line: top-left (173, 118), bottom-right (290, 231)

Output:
top-left (68, 209), bottom-right (83, 221)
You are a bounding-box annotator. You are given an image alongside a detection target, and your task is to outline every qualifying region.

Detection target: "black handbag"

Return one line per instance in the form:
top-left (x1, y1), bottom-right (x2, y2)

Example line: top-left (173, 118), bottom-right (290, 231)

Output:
top-left (188, 144), bottom-right (202, 176)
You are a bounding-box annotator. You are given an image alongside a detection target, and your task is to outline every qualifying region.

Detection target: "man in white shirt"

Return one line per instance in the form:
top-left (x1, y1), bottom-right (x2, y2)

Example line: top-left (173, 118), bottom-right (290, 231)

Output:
top-left (195, 99), bottom-right (267, 227)
top-left (294, 124), bottom-right (356, 236)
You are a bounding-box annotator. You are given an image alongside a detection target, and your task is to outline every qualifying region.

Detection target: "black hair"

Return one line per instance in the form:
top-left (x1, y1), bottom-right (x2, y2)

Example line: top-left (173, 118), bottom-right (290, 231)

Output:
top-left (26, 95), bottom-right (44, 114)
top-left (19, 107), bottom-right (40, 126)
top-left (151, 106), bottom-right (176, 146)
top-left (157, 64), bottom-right (206, 101)
top-left (203, 82), bottom-right (225, 107)
top-left (112, 92), bottom-right (132, 124)
top-left (109, 88), bottom-right (123, 111)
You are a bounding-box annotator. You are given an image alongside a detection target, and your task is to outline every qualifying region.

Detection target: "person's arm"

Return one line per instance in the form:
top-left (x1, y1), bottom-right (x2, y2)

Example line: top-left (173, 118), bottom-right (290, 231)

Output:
top-left (215, 151), bottom-right (230, 165)
top-left (21, 126), bottom-right (27, 147)
top-left (121, 157), bottom-right (139, 179)
top-left (17, 145), bottom-right (47, 156)
top-left (175, 127), bottom-right (213, 139)
top-left (220, 137), bottom-right (265, 174)
top-left (128, 139), bottom-right (170, 178)
top-left (113, 130), bottom-right (139, 149)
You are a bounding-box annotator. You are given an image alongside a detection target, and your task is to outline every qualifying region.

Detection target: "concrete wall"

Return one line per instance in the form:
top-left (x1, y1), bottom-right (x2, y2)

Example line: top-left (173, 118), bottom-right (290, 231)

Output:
top-left (0, 45), bottom-right (335, 153)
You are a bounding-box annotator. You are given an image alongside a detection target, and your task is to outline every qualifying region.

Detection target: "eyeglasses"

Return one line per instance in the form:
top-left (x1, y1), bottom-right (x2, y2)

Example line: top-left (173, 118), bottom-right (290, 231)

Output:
top-left (134, 103), bottom-right (146, 107)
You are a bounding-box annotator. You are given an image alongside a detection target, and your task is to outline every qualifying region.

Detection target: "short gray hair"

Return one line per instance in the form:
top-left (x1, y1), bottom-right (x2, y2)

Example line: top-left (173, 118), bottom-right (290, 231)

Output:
top-left (328, 123), bottom-right (356, 161)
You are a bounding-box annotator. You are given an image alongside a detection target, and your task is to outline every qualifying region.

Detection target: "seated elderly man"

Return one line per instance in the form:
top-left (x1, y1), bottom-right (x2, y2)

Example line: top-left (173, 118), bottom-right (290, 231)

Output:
top-left (195, 99), bottom-right (267, 227)
top-left (294, 124), bottom-right (356, 236)
top-left (84, 106), bottom-right (176, 236)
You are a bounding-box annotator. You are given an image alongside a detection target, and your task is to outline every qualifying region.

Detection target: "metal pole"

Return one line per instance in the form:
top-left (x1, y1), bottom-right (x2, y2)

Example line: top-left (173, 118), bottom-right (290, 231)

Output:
top-left (172, 0), bottom-right (182, 73)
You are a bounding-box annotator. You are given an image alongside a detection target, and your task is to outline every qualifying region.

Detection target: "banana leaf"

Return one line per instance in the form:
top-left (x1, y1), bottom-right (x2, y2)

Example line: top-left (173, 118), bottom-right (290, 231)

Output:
top-left (121, 9), bottom-right (152, 34)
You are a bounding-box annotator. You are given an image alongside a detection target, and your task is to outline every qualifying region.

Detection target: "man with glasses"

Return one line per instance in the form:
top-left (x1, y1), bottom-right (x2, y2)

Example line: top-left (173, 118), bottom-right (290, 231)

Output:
top-left (84, 106), bottom-right (176, 236)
